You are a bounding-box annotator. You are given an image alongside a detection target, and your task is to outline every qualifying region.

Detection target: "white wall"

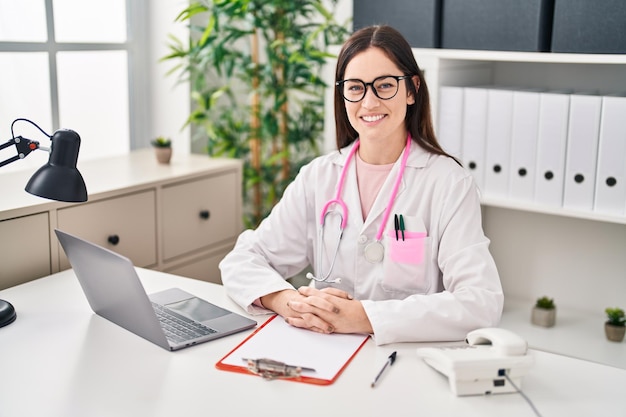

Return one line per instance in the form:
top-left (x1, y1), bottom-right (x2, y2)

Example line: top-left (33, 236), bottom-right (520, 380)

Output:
top-left (333, 0), bottom-right (353, 23)
top-left (148, 0), bottom-right (191, 156)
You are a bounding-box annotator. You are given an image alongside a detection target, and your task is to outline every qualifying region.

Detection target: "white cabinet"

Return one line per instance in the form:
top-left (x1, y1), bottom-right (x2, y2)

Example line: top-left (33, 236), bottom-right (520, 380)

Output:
top-left (418, 49), bottom-right (626, 368)
top-left (163, 249), bottom-right (228, 284)
top-left (161, 172), bottom-right (239, 261)
top-left (160, 171), bottom-right (241, 284)
top-left (0, 149), bottom-right (243, 289)
top-left (0, 213), bottom-right (51, 288)
top-left (57, 190), bottom-right (158, 270)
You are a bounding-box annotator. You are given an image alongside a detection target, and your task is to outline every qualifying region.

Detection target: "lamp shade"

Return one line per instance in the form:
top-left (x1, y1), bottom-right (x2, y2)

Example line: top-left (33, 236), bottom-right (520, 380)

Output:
top-left (25, 129), bottom-right (88, 202)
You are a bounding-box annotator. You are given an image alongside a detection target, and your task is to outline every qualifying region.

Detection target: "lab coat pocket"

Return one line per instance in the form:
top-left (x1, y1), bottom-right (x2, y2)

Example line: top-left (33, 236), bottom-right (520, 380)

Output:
top-left (382, 230), bottom-right (431, 294)
top-left (389, 231), bottom-right (427, 264)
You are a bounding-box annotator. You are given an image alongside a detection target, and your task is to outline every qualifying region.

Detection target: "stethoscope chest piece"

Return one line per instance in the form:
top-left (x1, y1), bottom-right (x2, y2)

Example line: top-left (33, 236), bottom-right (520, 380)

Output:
top-left (364, 241), bottom-right (384, 263)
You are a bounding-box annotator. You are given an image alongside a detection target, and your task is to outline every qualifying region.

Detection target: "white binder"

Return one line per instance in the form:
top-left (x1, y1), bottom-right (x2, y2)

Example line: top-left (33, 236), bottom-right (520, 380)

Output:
top-left (438, 86), bottom-right (464, 160)
top-left (594, 95), bottom-right (626, 216)
top-left (509, 90), bottom-right (541, 203)
top-left (534, 92), bottom-right (570, 207)
top-left (562, 94), bottom-right (602, 212)
top-left (483, 87), bottom-right (513, 198)
top-left (462, 87), bottom-right (489, 191)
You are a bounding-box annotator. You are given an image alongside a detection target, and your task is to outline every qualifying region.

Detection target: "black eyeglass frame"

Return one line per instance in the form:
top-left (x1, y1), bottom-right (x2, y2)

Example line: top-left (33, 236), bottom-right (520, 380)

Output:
top-left (336, 75), bottom-right (413, 103)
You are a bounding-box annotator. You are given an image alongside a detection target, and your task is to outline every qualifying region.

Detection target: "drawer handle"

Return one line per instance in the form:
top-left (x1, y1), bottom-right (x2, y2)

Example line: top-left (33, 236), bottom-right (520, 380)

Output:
top-left (107, 234), bottom-right (120, 245)
top-left (199, 210), bottom-right (210, 220)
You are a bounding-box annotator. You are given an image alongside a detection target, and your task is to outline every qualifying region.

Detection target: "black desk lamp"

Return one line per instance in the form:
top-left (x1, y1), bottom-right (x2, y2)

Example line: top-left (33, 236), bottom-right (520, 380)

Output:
top-left (0, 118), bottom-right (88, 328)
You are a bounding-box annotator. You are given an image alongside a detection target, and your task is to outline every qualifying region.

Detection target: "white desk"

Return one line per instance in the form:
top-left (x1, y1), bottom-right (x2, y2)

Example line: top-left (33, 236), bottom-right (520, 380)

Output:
top-left (1, 269), bottom-right (625, 417)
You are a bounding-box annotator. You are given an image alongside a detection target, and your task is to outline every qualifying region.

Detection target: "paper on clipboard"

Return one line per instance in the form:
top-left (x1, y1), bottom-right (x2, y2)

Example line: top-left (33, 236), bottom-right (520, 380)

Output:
top-left (216, 315), bottom-right (370, 385)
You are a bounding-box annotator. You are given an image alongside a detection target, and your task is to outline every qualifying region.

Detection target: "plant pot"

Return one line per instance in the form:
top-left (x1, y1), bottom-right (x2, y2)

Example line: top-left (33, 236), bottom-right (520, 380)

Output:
top-left (531, 307), bottom-right (556, 327)
top-left (605, 323), bottom-right (625, 342)
top-left (154, 147), bottom-right (172, 164)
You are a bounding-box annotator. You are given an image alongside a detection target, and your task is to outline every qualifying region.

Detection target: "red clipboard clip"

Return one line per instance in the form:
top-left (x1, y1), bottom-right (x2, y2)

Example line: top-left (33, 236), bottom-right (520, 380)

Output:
top-left (244, 358), bottom-right (316, 380)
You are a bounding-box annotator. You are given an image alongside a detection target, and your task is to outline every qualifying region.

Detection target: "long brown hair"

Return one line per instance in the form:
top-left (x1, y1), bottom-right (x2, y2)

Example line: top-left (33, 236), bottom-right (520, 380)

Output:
top-left (334, 25), bottom-right (457, 163)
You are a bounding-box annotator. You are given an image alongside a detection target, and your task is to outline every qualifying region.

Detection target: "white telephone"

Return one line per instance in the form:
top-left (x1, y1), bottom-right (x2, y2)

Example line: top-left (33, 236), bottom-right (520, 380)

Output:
top-left (416, 328), bottom-right (534, 396)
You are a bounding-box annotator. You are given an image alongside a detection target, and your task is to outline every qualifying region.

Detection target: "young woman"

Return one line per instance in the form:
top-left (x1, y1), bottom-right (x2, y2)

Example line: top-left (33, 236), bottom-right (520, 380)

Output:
top-left (219, 25), bottom-right (503, 345)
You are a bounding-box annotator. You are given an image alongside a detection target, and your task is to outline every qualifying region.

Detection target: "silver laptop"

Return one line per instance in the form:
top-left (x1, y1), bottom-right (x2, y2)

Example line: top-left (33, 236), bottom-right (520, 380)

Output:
top-left (55, 229), bottom-right (256, 351)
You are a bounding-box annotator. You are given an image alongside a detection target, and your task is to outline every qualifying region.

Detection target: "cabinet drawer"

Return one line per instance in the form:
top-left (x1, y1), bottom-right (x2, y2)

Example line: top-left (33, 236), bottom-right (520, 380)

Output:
top-left (57, 190), bottom-right (157, 269)
top-left (164, 247), bottom-right (231, 285)
top-left (162, 172), bottom-right (239, 261)
top-left (0, 213), bottom-right (51, 289)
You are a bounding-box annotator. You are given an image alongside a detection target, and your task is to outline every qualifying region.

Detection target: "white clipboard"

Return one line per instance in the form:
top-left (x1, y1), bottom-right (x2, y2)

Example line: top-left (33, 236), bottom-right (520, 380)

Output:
top-left (216, 315), bottom-right (370, 385)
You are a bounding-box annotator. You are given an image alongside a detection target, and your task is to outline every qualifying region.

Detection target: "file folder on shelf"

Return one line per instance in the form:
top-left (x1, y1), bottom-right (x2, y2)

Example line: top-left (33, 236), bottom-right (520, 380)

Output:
top-left (534, 92), bottom-right (570, 208)
top-left (483, 87), bottom-right (514, 198)
top-left (216, 315), bottom-right (369, 385)
top-left (594, 95), bottom-right (626, 216)
top-left (461, 87), bottom-right (489, 191)
top-left (509, 90), bottom-right (541, 203)
top-left (438, 86), bottom-right (464, 160)
top-left (562, 93), bottom-right (602, 212)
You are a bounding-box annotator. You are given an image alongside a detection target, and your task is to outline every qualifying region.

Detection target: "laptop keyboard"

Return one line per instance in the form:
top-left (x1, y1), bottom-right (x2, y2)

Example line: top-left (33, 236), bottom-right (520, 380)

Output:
top-left (152, 302), bottom-right (217, 344)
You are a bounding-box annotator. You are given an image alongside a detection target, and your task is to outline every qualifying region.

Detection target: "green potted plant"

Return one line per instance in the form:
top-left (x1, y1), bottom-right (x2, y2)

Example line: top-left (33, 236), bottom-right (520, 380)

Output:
top-left (531, 296), bottom-right (556, 327)
top-left (163, 0), bottom-right (349, 227)
top-left (151, 136), bottom-right (172, 164)
top-left (604, 307), bottom-right (625, 342)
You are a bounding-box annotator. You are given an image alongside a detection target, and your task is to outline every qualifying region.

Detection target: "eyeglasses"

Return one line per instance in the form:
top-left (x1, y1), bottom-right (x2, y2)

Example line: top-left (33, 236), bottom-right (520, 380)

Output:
top-left (336, 75), bottom-right (412, 103)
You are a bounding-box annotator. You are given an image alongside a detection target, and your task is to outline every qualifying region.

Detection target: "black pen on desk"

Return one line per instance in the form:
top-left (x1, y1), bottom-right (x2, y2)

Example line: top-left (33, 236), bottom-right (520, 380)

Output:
top-left (371, 351), bottom-right (397, 388)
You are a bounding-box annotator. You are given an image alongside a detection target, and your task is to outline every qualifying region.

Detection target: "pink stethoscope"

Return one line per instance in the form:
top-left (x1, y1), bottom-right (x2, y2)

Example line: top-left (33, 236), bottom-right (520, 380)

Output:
top-left (306, 134), bottom-right (412, 283)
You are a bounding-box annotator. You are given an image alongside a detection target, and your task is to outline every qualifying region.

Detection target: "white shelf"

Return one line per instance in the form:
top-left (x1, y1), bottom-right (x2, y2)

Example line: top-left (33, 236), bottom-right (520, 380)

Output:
top-left (412, 48), bottom-right (626, 64)
top-left (323, 47), bottom-right (626, 368)
top-left (481, 197), bottom-right (626, 225)
top-left (501, 298), bottom-right (626, 369)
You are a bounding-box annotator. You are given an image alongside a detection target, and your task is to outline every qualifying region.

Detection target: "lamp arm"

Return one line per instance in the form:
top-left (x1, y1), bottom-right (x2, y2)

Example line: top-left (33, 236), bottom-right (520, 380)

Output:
top-left (0, 136), bottom-right (42, 168)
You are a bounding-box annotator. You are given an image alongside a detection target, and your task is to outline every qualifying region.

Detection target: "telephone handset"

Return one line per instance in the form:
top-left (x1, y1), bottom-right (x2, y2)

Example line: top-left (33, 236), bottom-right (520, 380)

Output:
top-left (416, 327), bottom-right (534, 396)
top-left (465, 327), bottom-right (528, 356)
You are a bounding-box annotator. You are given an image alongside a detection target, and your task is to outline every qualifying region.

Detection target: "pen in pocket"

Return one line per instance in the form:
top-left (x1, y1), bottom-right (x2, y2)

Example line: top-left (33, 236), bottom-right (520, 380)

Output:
top-left (394, 214), bottom-right (400, 241)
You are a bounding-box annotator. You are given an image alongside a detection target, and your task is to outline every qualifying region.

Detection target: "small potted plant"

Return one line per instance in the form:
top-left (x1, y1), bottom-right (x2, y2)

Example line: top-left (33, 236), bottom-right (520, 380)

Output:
top-left (151, 136), bottom-right (172, 164)
top-left (531, 296), bottom-right (556, 327)
top-left (604, 307), bottom-right (625, 342)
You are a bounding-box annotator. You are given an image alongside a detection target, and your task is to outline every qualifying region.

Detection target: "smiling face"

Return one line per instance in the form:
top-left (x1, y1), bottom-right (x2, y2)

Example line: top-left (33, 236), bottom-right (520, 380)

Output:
top-left (342, 47), bottom-right (415, 155)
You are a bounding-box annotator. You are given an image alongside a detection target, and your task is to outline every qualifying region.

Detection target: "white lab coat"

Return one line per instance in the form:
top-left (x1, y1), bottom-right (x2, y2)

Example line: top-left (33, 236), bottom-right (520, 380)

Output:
top-left (219, 143), bottom-right (503, 345)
